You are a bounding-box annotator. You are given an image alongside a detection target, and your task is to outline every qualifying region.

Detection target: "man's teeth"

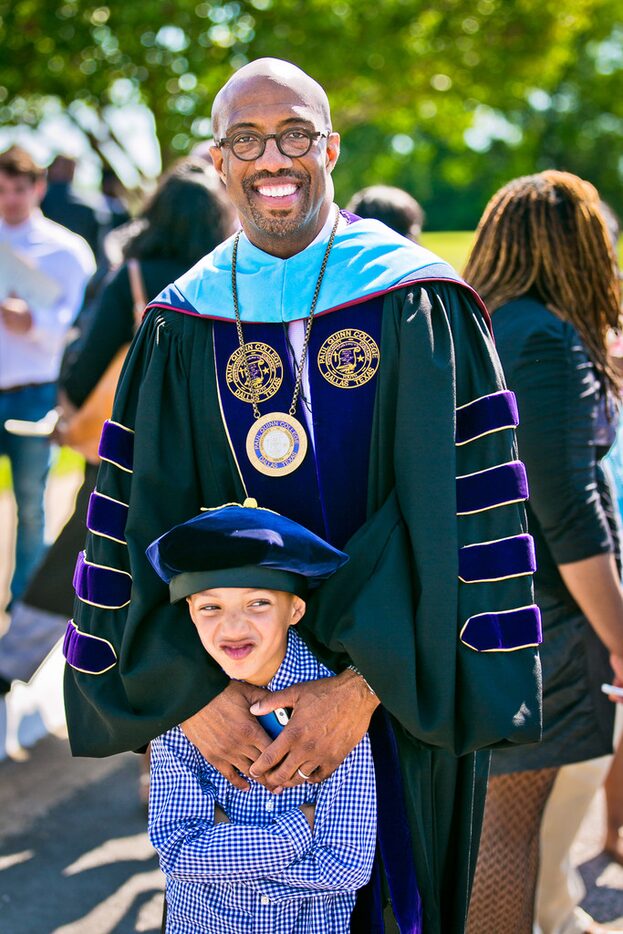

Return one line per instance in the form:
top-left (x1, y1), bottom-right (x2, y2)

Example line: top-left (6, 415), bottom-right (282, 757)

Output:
top-left (257, 184), bottom-right (297, 198)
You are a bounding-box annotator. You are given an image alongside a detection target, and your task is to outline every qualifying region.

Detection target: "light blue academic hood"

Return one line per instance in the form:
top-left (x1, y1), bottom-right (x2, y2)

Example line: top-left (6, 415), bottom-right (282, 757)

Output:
top-left (167, 217), bottom-right (461, 323)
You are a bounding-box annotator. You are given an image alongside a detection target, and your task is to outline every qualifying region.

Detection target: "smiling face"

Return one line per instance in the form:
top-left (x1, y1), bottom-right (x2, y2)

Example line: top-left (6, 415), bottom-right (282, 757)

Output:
top-left (187, 587), bottom-right (306, 685)
top-left (210, 64), bottom-right (340, 258)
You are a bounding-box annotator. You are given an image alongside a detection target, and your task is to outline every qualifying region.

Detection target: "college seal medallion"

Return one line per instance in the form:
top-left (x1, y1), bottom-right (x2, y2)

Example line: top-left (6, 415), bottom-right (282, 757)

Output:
top-left (226, 342), bottom-right (283, 403)
top-left (246, 413), bottom-right (308, 477)
top-left (317, 329), bottom-right (380, 389)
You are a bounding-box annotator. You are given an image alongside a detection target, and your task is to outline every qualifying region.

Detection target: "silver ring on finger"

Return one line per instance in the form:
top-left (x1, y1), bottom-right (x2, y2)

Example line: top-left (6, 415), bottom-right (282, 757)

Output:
top-left (297, 767), bottom-right (313, 781)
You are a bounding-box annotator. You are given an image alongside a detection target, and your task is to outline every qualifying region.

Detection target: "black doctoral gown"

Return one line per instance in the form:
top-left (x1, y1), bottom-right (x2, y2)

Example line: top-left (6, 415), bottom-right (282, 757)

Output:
top-left (63, 223), bottom-right (542, 933)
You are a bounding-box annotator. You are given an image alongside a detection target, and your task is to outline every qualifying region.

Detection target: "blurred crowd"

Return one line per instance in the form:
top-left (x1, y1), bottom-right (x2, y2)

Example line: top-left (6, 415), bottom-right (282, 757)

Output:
top-left (0, 138), bottom-right (622, 934)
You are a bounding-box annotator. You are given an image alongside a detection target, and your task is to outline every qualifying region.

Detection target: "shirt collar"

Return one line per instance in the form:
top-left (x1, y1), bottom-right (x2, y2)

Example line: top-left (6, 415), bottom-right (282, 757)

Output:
top-left (0, 208), bottom-right (42, 239)
top-left (266, 628), bottom-right (323, 692)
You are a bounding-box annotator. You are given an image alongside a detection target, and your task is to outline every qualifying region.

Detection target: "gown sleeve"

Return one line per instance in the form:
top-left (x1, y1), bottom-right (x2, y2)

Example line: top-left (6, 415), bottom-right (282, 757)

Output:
top-left (63, 309), bottom-right (239, 756)
top-left (302, 282), bottom-right (542, 756)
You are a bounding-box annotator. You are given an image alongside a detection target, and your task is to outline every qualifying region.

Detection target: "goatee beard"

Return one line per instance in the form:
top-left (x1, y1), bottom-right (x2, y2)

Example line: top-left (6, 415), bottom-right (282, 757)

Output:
top-left (243, 174), bottom-right (311, 238)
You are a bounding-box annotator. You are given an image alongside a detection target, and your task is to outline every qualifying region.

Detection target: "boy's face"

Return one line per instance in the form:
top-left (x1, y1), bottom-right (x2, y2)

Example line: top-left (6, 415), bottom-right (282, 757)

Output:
top-left (186, 587), bottom-right (305, 686)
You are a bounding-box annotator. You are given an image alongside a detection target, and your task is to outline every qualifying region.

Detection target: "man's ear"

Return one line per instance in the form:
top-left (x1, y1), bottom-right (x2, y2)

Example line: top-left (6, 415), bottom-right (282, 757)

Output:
top-left (209, 145), bottom-right (227, 185)
top-left (326, 132), bottom-right (340, 174)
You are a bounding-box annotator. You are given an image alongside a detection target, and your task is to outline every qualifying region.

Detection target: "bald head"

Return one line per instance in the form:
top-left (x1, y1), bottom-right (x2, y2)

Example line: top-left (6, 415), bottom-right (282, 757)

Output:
top-left (211, 58), bottom-right (331, 137)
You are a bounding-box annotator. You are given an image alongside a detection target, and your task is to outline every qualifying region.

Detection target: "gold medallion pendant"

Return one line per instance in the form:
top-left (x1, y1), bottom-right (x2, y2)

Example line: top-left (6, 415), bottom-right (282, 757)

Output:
top-left (226, 342), bottom-right (283, 403)
top-left (246, 413), bottom-right (308, 477)
top-left (230, 207), bottom-right (341, 476)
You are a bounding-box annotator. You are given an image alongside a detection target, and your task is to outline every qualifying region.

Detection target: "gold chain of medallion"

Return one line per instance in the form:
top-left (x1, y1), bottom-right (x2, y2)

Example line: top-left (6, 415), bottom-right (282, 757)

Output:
top-left (231, 207), bottom-right (340, 420)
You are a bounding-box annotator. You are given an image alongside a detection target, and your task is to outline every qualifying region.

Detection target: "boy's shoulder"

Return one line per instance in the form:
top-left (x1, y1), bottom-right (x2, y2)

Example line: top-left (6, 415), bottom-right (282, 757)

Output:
top-left (152, 723), bottom-right (216, 775)
top-left (268, 629), bottom-right (333, 691)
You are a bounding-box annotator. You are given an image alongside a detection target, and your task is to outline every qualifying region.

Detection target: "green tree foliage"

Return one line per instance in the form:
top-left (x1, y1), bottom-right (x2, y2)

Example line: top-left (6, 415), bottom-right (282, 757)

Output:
top-left (0, 0), bottom-right (621, 226)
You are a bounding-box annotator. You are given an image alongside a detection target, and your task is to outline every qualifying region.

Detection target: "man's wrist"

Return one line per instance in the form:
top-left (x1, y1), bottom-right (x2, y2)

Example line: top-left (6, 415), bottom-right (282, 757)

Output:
top-left (346, 663), bottom-right (376, 696)
top-left (343, 665), bottom-right (380, 715)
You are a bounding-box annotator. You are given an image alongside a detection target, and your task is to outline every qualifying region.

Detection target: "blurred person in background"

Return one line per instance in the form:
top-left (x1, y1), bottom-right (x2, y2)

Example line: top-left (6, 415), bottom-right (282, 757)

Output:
top-left (464, 171), bottom-right (623, 934)
top-left (99, 167), bottom-right (130, 233)
top-left (0, 158), bottom-right (236, 698)
top-left (0, 146), bottom-right (95, 621)
top-left (346, 184), bottom-right (424, 242)
top-left (531, 199), bottom-right (623, 934)
top-left (535, 200), bottom-right (623, 934)
top-left (41, 154), bottom-right (103, 257)
top-left (599, 200), bottom-right (623, 873)
top-left (61, 158), bottom-right (235, 409)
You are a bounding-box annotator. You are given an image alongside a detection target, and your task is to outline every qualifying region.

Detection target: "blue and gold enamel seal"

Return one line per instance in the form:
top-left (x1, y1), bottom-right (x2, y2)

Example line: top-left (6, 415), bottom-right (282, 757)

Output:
top-left (226, 342), bottom-right (283, 403)
top-left (317, 328), bottom-right (380, 389)
top-left (246, 413), bottom-right (308, 477)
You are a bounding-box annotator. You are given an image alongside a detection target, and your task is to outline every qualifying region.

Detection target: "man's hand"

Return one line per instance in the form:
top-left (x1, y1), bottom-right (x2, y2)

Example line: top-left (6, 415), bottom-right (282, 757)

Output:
top-left (1, 296), bottom-right (33, 334)
top-left (182, 681), bottom-right (273, 790)
top-left (248, 669), bottom-right (379, 792)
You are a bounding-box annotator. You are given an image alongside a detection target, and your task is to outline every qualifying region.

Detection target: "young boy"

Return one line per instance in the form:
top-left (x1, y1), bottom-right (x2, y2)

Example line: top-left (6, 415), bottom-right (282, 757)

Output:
top-left (145, 499), bottom-right (377, 934)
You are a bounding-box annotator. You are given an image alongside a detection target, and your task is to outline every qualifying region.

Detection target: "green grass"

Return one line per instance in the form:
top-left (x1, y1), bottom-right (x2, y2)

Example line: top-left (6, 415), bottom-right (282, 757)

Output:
top-left (420, 230), bottom-right (475, 272)
top-left (421, 232), bottom-right (623, 272)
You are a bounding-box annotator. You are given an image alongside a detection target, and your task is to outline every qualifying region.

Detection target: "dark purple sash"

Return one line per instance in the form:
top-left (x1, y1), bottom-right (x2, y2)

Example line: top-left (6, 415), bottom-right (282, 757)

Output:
top-left (212, 298), bottom-right (384, 550)
top-left (352, 710), bottom-right (423, 933)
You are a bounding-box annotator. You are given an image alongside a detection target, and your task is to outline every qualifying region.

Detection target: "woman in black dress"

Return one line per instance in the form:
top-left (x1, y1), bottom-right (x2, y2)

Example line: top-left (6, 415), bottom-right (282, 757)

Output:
top-left (463, 171), bottom-right (623, 932)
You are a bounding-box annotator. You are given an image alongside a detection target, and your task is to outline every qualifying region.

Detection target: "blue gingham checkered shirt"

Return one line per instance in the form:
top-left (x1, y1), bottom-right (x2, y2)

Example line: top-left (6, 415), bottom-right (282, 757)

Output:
top-left (149, 629), bottom-right (377, 933)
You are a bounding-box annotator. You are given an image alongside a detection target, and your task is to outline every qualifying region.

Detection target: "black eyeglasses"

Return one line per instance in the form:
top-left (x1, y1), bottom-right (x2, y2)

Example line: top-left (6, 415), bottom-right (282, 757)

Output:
top-left (216, 128), bottom-right (329, 161)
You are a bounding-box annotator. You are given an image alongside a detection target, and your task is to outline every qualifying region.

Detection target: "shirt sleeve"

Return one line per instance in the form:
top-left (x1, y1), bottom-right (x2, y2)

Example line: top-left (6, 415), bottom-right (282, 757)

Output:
top-left (511, 321), bottom-right (614, 564)
top-left (27, 244), bottom-right (96, 350)
top-left (148, 730), bottom-right (375, 897)
top-left (243, 738), bottom-right (377, 900)
top-left (149, 729), bottom-right (314, 884)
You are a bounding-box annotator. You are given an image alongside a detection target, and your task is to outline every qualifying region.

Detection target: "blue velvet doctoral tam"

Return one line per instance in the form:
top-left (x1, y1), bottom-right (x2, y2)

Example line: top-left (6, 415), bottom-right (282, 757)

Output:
top-left (146, 503), bottom-right (349, 601)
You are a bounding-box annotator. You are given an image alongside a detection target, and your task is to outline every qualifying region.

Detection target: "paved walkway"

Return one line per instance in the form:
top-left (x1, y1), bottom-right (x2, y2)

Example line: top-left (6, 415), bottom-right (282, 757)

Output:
top-left (0, 735), bottom-right (163, 933)
top-left (0, 730), bottom-right (621, 933)
top-left (571, 791), bottom-right (623, 929)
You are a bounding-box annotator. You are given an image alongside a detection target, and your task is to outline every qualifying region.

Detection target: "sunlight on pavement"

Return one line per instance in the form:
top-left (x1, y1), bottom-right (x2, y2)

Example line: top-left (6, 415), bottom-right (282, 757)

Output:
top-left (0, 850), bottom-right (33, 871)
top-left (64, 833), bottom-right (155, 876)
top-left (135, 892), bottom-right (166, 932)
top-left (51, 869), bottom-right (163, 934)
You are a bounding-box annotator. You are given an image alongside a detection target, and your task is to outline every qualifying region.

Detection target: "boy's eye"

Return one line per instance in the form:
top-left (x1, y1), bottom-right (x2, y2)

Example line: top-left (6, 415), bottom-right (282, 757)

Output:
top-left (250, 599), bottom-right (271, 607)
top-left (200, 604), bottom-right (220, 612)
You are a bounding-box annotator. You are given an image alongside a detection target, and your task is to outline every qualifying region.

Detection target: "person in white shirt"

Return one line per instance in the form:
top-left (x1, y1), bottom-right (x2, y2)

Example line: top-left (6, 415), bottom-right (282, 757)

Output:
top-left (0, 146), bottom-right (95, 606)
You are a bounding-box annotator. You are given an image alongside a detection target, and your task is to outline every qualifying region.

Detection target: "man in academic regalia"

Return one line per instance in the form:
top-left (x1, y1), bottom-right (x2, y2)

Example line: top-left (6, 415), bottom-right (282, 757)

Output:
top-left (63, 58), bottom-right (542, 933)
